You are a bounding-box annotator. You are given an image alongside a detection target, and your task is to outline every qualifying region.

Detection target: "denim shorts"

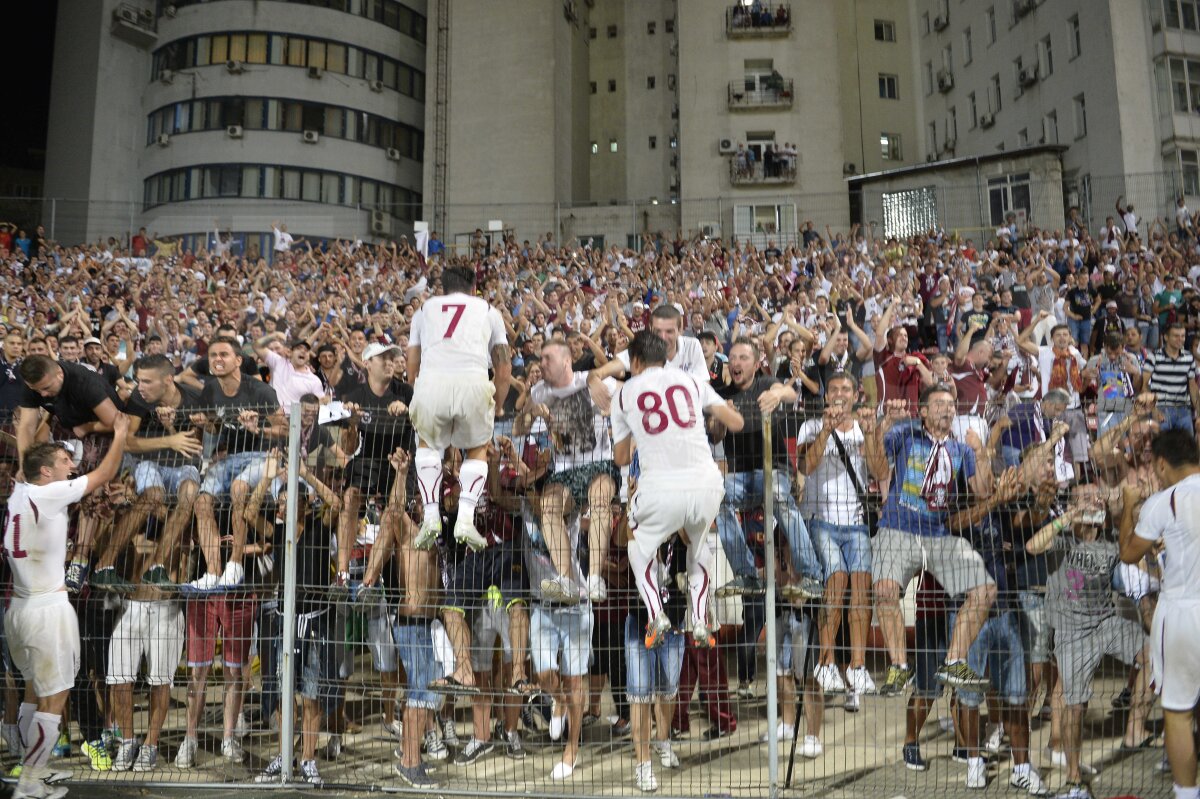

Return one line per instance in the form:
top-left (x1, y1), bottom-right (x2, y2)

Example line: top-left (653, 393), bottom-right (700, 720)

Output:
top-left (624, 614), bottom-right (685, 703)
top-left (134, 460), bottom-right (201, 496)
top-left (1017, 590), bottom-right (1051, 664)
top-left (394, 619), bottom-right (444, 711)
top-left (199, 450), bottom-right (271, 496)
top-left (776, 612), bottom-right (814, 678)
top-left (531, 604), bottom-right (592, 677)
top-left (809, 518), bottom-right (871, 577)
top-left (952, 610), bottom-right (1026, 708)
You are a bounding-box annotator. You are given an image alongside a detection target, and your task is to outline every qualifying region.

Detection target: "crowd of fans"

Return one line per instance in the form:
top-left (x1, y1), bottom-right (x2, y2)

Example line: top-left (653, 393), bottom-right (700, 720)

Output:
top-left (0, 204), bottom-right (1188, 798)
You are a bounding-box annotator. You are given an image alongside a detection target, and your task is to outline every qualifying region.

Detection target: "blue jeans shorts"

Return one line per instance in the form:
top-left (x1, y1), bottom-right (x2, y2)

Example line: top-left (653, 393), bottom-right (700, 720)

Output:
top-left (951, 610), bottom-right (1026, 708)
top-left (624, 614), bottom-right (685, 702)
top-left (199, 450), bottom-right (271, 496)
top-left (809, 518), bottom-right (871, 578)
top-left (531, 604), bottom-right (592, 677)
top-left (134, 460), bottom-right (201, 495)
top-left (394, 618), bottom-right (444, 711)
top-left (776, 612), bottom-right (814, 679)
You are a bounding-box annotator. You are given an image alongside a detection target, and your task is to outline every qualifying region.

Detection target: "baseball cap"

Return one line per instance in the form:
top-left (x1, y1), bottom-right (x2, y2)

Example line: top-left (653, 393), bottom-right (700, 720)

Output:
top-left (83, 336), bottom-right (102, 347)
top-left (288, 338), bottom-right (311, 350)
top-left (362, 342), bottom-right (402, 361)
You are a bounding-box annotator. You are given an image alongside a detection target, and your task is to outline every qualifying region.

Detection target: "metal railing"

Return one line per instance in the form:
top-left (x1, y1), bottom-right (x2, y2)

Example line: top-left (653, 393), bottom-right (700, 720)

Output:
top-left (725, 4), bottom-right (792, 36)
top-left (729, 156), bottom-right (798, 186)
top-left (728, 79), bottom-right (794, 110)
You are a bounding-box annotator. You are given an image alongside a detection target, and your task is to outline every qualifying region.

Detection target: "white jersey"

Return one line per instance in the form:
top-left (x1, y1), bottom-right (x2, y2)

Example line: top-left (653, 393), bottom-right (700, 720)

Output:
top-left (610, 365), bottom-right (724, 490)
top-left (530, 372), bottom-right (617, 472)
top-left (616, 336), bottom-right (708, 384)
top-left (4, 477), bottom-right (88, 598)
top-left (410, 293), bottom-right (507, 378)
top-left (1135, 473), bottom-right (1200, 600)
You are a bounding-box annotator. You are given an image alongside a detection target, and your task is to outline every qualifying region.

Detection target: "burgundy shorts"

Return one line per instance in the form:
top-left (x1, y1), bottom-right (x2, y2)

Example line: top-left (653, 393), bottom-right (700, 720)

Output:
top-left (186, 593), bottom-right (257, 668)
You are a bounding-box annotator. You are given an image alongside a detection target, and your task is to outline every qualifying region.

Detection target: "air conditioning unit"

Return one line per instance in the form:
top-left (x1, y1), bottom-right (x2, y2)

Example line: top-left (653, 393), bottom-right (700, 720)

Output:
top-left (937, 70), bottom-right (954, 92)
top-left (158, 69), bottom-right (174, 84)
top-left (717, 137), bottom-right (735, 154)
top-left (700, 222), bottom-right (721, 238)
top-left (933, 14), bottom-right (948, 31)
top-left (140, 8), bottom-right (155, 24)
top-left (1015, 0), bottom-right (1036, 18)
top-left (225, 60), bottom-right (244, 74)
top-left (307, 66), bottom-right (323, 79)
top-left (226, 125), bottom-right (244, 138)
top-left (669, 175), bottom-right (679, 189)
top-left (979, 112), bottom-right (995, 128)
top-left (1018, 67), bottom-right (1038, 87)
top-left (164, 4), bottom-right (177, 16)
top-left (302, 130), bottom-right (320, 144)
top-left (369, 79), bottom-right (384, 92)
top-left (943, 137), bottom-right (957, 151)
top-left (386, 147), bottom-right (401, 161)
top-left (370, 210), bottom-right (389, 235)
top-left (843, 162), bottom-right (857, 175)
top-left (156, 133), bottom-right (170, 147)
top-left (926, 153), bottom-right (937, 163)
top-left (114, 6), bottom-right (139, 25)
top-left (671, 106), bottom-right (679, 120)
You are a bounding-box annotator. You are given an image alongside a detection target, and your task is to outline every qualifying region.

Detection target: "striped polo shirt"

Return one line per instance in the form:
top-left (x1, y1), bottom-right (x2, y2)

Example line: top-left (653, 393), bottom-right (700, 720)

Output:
top-left (1146, 347), bottom-right (1197, 407)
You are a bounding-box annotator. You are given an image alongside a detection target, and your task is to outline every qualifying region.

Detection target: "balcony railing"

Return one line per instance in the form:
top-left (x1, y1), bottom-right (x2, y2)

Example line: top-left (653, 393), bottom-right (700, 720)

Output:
top-left (728, 78), bottom-right (794, 110)
top-left (729, 153), bottom-right (797, 186)
top-left (726, 3), bottom-right (792, 37)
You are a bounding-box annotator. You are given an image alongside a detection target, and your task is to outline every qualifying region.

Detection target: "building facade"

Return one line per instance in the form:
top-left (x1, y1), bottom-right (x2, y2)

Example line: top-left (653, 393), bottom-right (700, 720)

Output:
top-left (44, 0), bottom-right (426, 249)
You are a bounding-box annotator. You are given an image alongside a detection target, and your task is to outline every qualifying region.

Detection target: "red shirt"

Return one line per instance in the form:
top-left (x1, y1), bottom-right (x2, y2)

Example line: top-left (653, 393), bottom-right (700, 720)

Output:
top-left (874, 349), bottom-right (929, 414)
top-left (950, 358), bottom-right (989, 415)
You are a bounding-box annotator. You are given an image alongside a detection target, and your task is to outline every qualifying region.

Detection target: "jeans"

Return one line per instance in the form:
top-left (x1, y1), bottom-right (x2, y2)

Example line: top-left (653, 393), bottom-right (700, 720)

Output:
top-left (715, 469), bottom-right (822, 581)
top-left (1096, 409), bottom-right (1128, 434)
top-left (1160, 405), bottom-right (1195, 435)
top-left (1067, 317), bottom-right (1092, 350)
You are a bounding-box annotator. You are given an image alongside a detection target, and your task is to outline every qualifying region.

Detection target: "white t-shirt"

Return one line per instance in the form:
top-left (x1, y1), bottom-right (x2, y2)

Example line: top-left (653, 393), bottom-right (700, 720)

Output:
top-left (410, 293), bottom-right (507, 378)
top-left (272, 226), bottom-right (294, 253)
top-left (530, 372), bottom-right (617, 472)
top-left (796, 420), bottom-right (868, 525)
top-left (615, 336), bottom-right (708, 384)
top-left (5, 477), bottom-right (88, 598)
top-left (1038, 344), bottom-right (1085, 408)
top-left (1136, 473), bottom-right (1200, 600)
top-left (610, 365), bottom-right (723, 490)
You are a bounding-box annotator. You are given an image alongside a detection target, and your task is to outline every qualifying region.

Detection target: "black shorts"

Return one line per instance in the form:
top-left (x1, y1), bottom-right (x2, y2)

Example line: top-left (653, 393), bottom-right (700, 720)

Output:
top-left (443, 537), bottom-right (527, 612)
top-left (346, 457), bottom-right (389, 496)
top-left (913, 613), bottom-right (950, 699)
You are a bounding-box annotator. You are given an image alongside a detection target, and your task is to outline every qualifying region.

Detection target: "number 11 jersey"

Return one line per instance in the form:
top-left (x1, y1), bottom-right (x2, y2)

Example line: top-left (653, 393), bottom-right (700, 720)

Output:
top-left (4, 477), bottom-right (88, 598)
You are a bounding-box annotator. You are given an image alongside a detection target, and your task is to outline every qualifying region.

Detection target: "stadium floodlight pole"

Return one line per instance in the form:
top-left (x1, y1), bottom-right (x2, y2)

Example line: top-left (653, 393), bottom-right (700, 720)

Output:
top-left (762, 410), bottom-right (780, 798)
top-left (279, 403), bottom-right (302, 783)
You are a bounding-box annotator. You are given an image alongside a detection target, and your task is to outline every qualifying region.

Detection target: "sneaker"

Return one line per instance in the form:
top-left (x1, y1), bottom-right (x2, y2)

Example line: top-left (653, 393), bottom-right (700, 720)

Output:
top-left (440, 715), bottom-right (460, 747)
top-left (814, 663), bottom-right (846, 694)
top-left (715, 575), bottom-right (765, 598)
top-left (221, 736), bottom-right (244, 763)
top-left (903, 742), bottom-right (927, 771)
top-left (1010, 766), bottom-right (1051, 796)
top-left (985, 724), bottom-right (1005, 754)
top-left (1055, 782), bottom-right (1092, 799)
top-left (635, 760), bottom-right (658, 793)
top-left (300, 759), bottom-right (323, 786)
top-left (382, 718), bottom-right (403, 740)
top-left (132, 743), bottom-right (158, 772)
top-left (795, 576), bottom-right (825, 600)
top-left (90, 566), bottom-right (133, 594)
top-left (549, 710), bottom-right (566, 742)
top-left (587, 574), bottom-right (608, 602)
top-left (878, 664), bottom-right (913, 697)
top-left (101, 726), bottom-right (120, 752)
top-left (654, 740), bottom-right (679, 769)
top-left (182, 572), bottom-right (222, 594)
top-left (760, 722), bottom-right (795, 743)
top-left (1111, 686), bottom-right (1132, 710)
top-left (423, 729), bottom-right (448, 761)
top-left (321, 733), bottom-right (341, 760)
top-left (13, 769), bottom-right (68, 799)
top-left (81, 739), bottom-right (110, 771)
top-left (843, 691), bottom-right (861, 713)
top-left (217, 561), bottom-right (244, 589)
top-left (936, 660), bottom-right (989, 690)
top-left (845, 665), bottom-right (876, 695)
top-left (64, 561), bottom-right (89, 593)
top-left (645, 612), bottom-right (673, 649)
top-left (454, 737), bottom-right (493, 766)
top-left (505, 729), bottom-right (526, 760)
top-left (413, 516), bottom-right (442, 550)
top-left (736, 682), bottom-right (756, 700)
top-left (255, 753), bottom-right (285, 783)
top-left (951, 747), bottom-right (970, 764)
top-left (1048, 749), bottom-right (1097, 776)
top-left (798, 735), bottom-right (823, 759)
top-left (2, 723), bottom-right (20, 758)
top-left (550, 757), bottom-right (577, 780)
top-left (453, 518), bottom-right (487, 551)
top-left (394, 761), bottom-right (438, 788)
top-left (691, 622), bottom-right (716, 649)
top-left (53, 733), bottom-right (72, 759)
top-left (142, 564), bottom-right (172, 585)
top-left (966, 756), bottom-right (988, 789)
top-left (541, 575), bottom-right (582, 605)
top-left (611, 718), bottom-right (631, 737)
top-left (112, 738), bottom-right (138, 772)
top-left (174, 736), bottom-right (197, 769)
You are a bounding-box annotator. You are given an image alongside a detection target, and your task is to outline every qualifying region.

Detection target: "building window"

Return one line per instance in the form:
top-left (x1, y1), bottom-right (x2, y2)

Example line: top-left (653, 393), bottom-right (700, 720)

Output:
top-left (963, 26), bottom-right (973, 64)
top-left (968, 91), bottom-right (978, 128)
top-left (1017, 128), bottom-right (1028, 146)
top-left (647, 76), bottom-right (656, 89)
top-left (1040, 35), bottom-right (1053, 76)
top-left (649, 135), bottom-right (657, 149)
top-left (988, 172), bottom-right (1031, 225)
top-left (928, 121), bottom-right (938, 156)
top-left (880, 132), bottom-right (902, 160)
top-left (1182, 149), bottom-right (1200, 195)
top-left (665, 18), bottom-right (675, 33)
top-left (924, 61), bottom-right (934, 95)
top-left (1073, 93), bottom-right (1087, 138)
top-left (608, 79), bottom-right (617, 92)
top-left (948, 106), bottom-right (957, 140)
top-left (921, 12), bottom-right (930, 34)
top-left (590, 81), bottom-right (597, 94)
top-left (607, 24), bottom-right (618, 38)
top-left (1043, 110), bottom-right (1058, 143)
top-left (591, 141), bottom-right (598, 154)
top-left (986, 6), bottom-right (996, 44)
top-left (990, 73), bottom-right (1002, 111)
top-left (1068, 15), bottom-right (1081, 57)
top-left (874, 19), bottom-right (896, 41)
top-left (878, 73), bottom-right (899, 99)
top-left (1167, 57), bottom-right (1200, 112)
top-left (1166, 0), bottom-right (1200, 31)
top-left (647, 21), bottom-right (656, 34)
top-left (610, 138), bottom-right (618, 152)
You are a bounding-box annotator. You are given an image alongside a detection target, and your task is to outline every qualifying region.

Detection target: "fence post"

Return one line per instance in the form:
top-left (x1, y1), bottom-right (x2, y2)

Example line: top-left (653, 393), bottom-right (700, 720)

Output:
top-left (762, 411), bottom-right (780, 798)
top-left (279, 403), bottom-right (302, 783)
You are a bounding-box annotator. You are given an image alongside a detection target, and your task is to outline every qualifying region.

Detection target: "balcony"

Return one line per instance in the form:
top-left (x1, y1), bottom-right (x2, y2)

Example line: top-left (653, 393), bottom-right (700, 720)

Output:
top-left (728, 78), bottom-right (793, 110)
top-left (729, 153), bottom-right (796, 186)
top-left (111, 2), bottom-right (158, 48)
top-left (726, 3), bottom-right (791, 37)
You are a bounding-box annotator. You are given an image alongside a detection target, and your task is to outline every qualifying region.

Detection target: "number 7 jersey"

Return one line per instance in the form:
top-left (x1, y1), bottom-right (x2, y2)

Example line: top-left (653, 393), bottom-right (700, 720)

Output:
top-left (409, 292), bottom-right (507, 377)
top-left (611, 365), bottom-right (725, 491)
top-left (4, 477), bottom-right (88, 597)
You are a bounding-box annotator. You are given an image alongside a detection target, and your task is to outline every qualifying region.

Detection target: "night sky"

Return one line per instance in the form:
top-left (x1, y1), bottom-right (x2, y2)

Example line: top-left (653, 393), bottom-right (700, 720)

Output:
top-left (3, 2), bottom-right (58, 171)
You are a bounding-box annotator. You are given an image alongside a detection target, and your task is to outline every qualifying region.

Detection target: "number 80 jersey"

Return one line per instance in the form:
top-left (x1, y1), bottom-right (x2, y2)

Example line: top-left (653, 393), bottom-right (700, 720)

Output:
top-left (611, 365), bottom-right (725, 492)
top-left (409, 292), bottom-right (508, 377)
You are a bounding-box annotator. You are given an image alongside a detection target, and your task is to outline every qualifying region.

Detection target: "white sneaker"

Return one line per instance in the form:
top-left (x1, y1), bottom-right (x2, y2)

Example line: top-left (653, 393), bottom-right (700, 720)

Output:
top-left (235, 711), bottom-right (247, 741)
top-left (966, 756), bottom-right (987, 789)
top-left (845, 665), bottom-right (876, 695)
top-left (814, 663), bottom-right (846, 693)
top-left (985, 724), bottom-right (1004, 754)
top-left (635, 760), bottom-right (658, 793)
top-left (221, 736), bottom-right (245, 763)
top-left (423, 729), bottom-right (448, 761)
top-left (112, 738), bottom-right (138, 771)
top-left (843, 691), bottom-right (861, 713)
top-left (799, 735), bottom-right (823, 759)
top-left (587, 574), bottom-right (607, 602)
top-left (654, 740), bottom-right (679, 769)
top-left (13, 768), bottom-right (68, 799)
top-left (541, 575), bottom-right (582, 605)
top-left (550, 757), bottom-right (577, 780)
top-left (1010, 766), bottom-right (1051, 796)
top-left (413, 516), bottom-right (442, 550)
top-left (453, 518), bottom-right (487, 551)
top-left (760, 722), bottom-right (795, 743)
top-left (132, 743), bottom-right (158, 772)
top-left (1048, 749), bottom-right (1096, 776)
top-left (174, 736), bottom-right (197, 769)
top-left (217, 561), bottom-right (244, 589)
top-left (549, 711), bottom-right (566, 742)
